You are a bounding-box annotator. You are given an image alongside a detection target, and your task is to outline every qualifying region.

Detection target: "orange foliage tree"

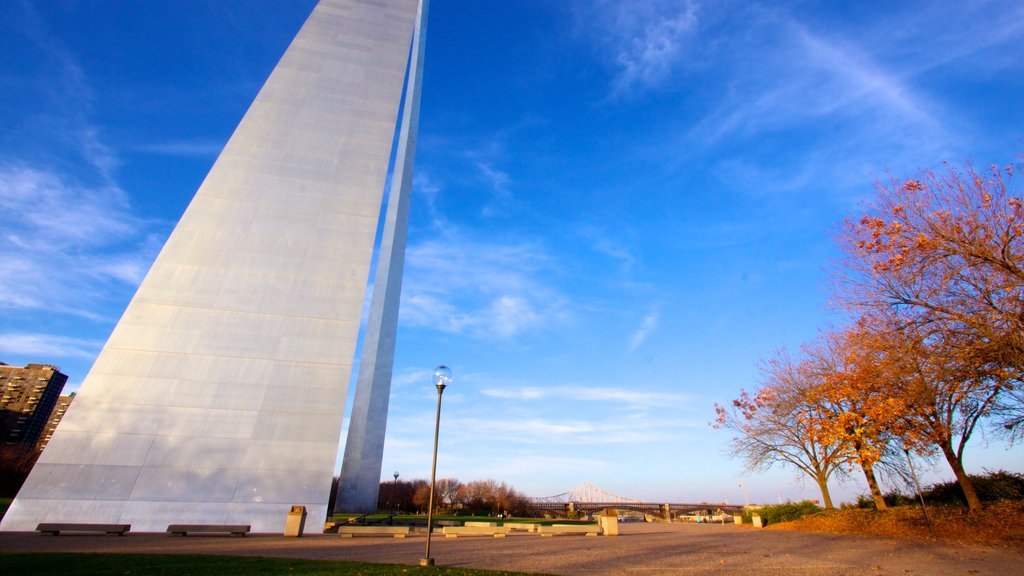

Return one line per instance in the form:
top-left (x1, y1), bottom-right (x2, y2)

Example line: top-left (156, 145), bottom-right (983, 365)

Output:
top-left (838, 162), bottom-right (1023, 439)
top-left (800, 321), bottom-right (913, 511)
top-left (714, 350), bottom-right (850, 509)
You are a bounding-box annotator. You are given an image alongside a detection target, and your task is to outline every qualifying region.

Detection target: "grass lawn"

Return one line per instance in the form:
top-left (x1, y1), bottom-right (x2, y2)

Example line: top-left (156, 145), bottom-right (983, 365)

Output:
top-left (0, 553), bottom-right (539, 575)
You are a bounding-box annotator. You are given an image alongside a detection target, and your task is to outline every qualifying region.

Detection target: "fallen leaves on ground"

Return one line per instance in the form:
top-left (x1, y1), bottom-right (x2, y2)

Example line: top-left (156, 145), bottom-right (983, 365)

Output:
top-left (770, 500), bottom-right (1024, 549)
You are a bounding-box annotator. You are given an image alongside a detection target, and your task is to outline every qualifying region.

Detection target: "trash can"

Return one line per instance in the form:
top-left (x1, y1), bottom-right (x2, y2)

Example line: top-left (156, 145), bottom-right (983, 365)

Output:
top-left (285, 505), bottom-right (307, 537)
top-left (598, 508), bottom-right (619, 536)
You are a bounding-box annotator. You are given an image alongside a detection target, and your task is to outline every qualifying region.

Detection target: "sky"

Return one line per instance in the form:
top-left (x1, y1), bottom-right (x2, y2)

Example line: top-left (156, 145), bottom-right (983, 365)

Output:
top-left (1, 0), bottom-right (1023, 506)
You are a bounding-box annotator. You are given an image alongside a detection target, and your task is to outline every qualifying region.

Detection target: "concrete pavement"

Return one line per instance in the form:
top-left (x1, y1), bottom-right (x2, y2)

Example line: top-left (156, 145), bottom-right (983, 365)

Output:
top-left (1, 521), bottom-right (1021, 575)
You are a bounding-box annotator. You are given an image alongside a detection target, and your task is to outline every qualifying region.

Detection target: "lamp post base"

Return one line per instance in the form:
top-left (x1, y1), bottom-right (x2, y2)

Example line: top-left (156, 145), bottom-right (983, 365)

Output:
top-left (419, 558), bottom-right (435, 567)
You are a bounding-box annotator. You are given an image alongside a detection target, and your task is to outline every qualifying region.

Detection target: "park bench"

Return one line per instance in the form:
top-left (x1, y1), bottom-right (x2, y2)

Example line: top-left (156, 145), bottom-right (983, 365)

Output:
top-left (37, 523), bottom-right (130, 536)
top-left (166, 524), bottom-right (250, 537)
top-left (503, 522), bottom-right (538, 532)
top-left (337, 525), bottom-right (410, 538)
top-left (538, 524), bottom-right (601, 537)
top-left (442, 525), bottom-right (510, 538)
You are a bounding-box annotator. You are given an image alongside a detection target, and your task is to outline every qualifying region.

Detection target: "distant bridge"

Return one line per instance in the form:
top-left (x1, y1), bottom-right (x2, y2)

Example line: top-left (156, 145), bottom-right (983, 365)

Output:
top-left (527, 482), bottom-right (745, 519)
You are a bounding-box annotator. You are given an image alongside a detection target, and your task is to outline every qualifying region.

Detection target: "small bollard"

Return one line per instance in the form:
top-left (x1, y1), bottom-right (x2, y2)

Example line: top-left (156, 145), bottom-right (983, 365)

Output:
top-left (285, 505), bottom-right (307, 537)
top-left (733, 515), bottom-right (743, 525)
top-left (598, 508), bottom-right (619, 536)
top-left (751, 514), bottom-right (763, 528)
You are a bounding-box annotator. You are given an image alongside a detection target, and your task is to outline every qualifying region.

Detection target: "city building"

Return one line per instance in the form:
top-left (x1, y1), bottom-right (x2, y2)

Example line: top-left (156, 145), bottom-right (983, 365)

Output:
top-left (0, 363), bottom-right (68, 449)
top-left (35, 393), bottom-right (75, 453)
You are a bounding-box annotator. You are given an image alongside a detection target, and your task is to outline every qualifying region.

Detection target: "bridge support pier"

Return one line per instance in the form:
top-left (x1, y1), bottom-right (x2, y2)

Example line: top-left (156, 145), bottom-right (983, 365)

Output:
top-left (566, 502), bottom-right (576, 518)
top-left (661, 504), bottom-right (671, 521)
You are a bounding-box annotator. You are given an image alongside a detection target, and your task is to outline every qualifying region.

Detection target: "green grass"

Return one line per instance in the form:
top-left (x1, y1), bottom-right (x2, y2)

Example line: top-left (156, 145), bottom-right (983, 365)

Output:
top-left (0, 553), bottom-right (540, 575)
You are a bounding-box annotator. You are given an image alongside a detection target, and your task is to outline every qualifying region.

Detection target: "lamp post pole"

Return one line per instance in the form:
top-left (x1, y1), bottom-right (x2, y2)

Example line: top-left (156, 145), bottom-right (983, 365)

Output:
top-left (392, 471), bottom-right (400, 514)
top-left (420, 365), bottom-right (451, 567)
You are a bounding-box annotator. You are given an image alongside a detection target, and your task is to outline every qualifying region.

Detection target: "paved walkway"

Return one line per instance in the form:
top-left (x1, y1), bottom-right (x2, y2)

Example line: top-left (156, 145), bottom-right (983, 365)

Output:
top-left (1, 522), bottom-right (1021, 575)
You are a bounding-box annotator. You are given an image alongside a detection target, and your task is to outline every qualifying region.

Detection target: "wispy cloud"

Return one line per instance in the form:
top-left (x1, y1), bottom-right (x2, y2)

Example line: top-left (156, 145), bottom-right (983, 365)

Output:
top-left (0, 6), bottom-right (164, 323)
top-left (0, 332), bottom-right (102, 360)
top-left (16, 1), bottom-right (119, 182)
top-left (688, 15), bottom-right (940, 150)
top-left (412, 172), bottom-right (446, 230)
top-left (476, 161), bottom-right (512, 217)
top-left (574, 224), bottom-right (636, 273)
top-left (584, 0), bottom-right (699, 97)
top-left (135, 140), bottom-right (225, 158)
top-left (0, 165), bottom-right (160, 318)
top-left (482, 384), bottom-right (682, 408)
top-left (401, 234), bottom-right (568, 339)
top-left (628, 311), bottom-right (659, 352)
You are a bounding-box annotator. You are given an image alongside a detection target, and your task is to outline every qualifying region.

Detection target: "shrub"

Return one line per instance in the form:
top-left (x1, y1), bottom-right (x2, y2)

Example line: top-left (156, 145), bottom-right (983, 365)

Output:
top-left (747, 501), bottom-right (822, 525)
top-left (922, 470), bottom-right (1024, 505)
top-left (852, 470), bottom-right (1024, 508)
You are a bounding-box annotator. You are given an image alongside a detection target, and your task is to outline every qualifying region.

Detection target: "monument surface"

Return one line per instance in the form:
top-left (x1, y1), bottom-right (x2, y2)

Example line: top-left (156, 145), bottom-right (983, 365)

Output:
top-left (1, 0), bottom-right (421, 533)
top-left (336, 0), bottom-right (428, 514)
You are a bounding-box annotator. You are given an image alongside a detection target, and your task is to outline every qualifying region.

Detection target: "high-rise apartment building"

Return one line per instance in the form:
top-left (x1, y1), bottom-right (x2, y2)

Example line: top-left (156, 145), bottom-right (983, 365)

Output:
top-left (35, 393), bottom-right (75, 453)
top-left (0, 363), bottom-right (68, 449)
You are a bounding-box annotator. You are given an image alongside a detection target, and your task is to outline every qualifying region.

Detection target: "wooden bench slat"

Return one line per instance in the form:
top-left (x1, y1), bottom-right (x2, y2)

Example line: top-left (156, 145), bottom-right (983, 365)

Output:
top-left (36, 523), bottom-right (130, 536)
top-left (166, 524), bottom-right (250, 537)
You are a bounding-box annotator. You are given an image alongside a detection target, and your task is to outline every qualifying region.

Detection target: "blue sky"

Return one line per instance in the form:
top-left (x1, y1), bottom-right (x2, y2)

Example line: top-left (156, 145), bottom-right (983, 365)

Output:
top-left (1, 0), bottom-right (1022, 505)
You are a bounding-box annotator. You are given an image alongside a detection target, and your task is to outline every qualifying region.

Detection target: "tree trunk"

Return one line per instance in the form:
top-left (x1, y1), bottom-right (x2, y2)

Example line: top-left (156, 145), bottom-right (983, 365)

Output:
top-left (860, 462), bottom-right (887, 510)
top-left (939, 441), bottom-right (982, 510)
top-left (815, 474), bottom-right (834, 509)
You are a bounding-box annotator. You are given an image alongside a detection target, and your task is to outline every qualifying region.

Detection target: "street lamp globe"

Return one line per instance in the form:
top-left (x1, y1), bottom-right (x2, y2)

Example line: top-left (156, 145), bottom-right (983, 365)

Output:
top-left (432, 365), bottom-right (452, 390)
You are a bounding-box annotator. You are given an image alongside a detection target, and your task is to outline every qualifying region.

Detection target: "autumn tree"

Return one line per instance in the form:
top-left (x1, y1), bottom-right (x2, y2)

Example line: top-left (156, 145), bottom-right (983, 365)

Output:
top-left (714, 350), bottom-right (850, 509)
top-left (870, 321), bottom-right (999, 510)
top-left (837, 162), bottom-right (1023, 440)
top-left (801, 321), bottom-right (914, 510)
top-left (437, 477), bottom-right (463, 510)
top-left (457, 479), bottom-right (529, 516)
top-left (378, 478), bottom-right (427, 513)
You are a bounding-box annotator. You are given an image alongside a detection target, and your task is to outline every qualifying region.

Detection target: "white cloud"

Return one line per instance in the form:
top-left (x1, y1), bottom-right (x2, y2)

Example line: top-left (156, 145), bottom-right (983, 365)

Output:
top-left (585, 0), bottom-right (699, 96)
top-left (0, 165), bottom-right (160, 318)
top-left (135, 140), bottom-right (225, 157)
top-left (442, 414), bottom-right (684, 446)
top-left (0, 332), bottom-right (102, 361)
top-left (628, 311), bottom-right (659, 352)
top-left (413, 172), bottom-right (447, 231)
top-left (689, 15), bottom-right (940, 149)
top-left (400, 235), bottom-right (568, 340)
top-left (481, 384), bottom-right (684, 409)
top-left (16, 2), bottom-right (120, 182)
top-left (575, 223), bottom-right (637, 274)
top-left (476, 161), bottom-right (512, 217)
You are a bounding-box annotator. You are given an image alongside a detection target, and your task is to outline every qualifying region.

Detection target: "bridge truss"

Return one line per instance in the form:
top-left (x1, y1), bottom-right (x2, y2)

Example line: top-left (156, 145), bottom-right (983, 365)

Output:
top-left (527, 482), bottom-right (745, 518)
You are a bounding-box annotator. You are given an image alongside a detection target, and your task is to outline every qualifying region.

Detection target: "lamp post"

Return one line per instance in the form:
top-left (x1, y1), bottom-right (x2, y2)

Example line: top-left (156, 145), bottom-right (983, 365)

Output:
top-left (420, 365), bottom-right (451, 567)
top-left (392, 471), bottom-right (399, 514)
